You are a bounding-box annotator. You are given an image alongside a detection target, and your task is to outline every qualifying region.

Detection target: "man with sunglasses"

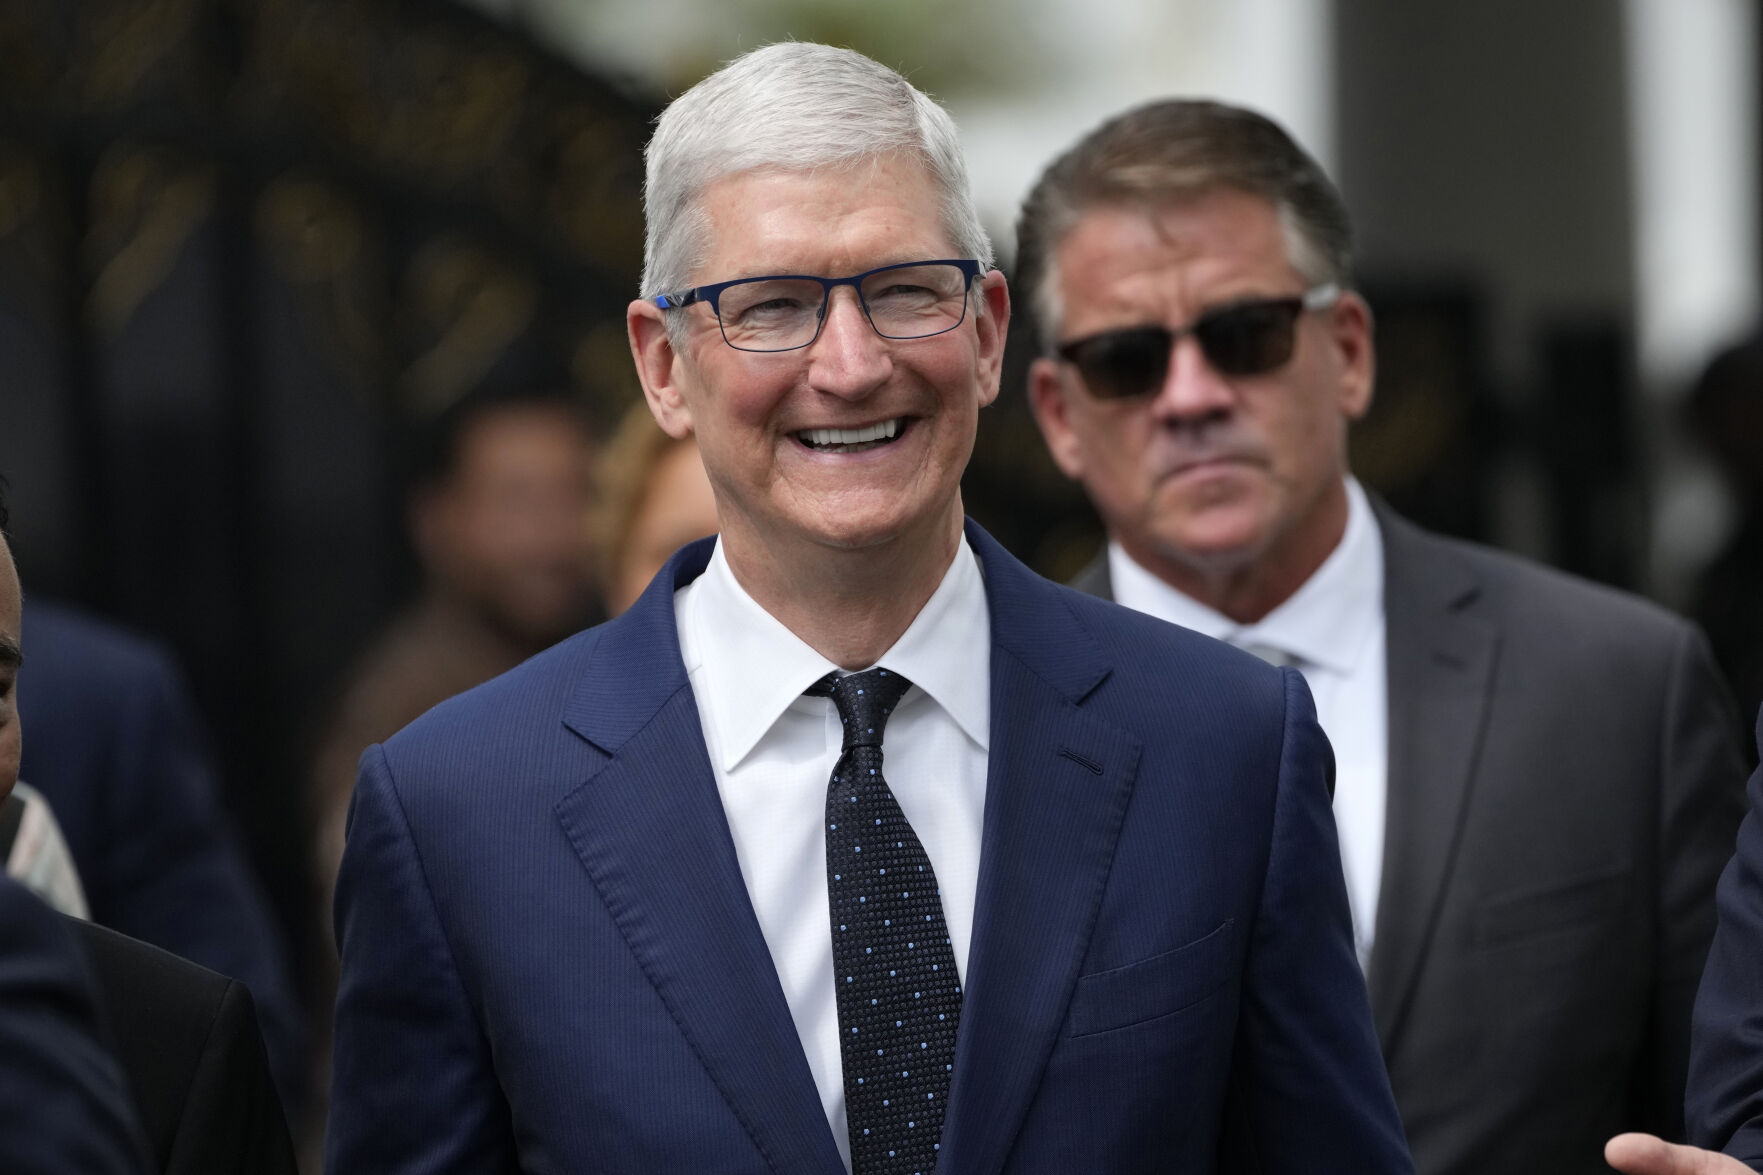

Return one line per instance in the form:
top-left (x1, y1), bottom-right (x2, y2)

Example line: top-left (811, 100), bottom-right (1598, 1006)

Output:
top-left (328, 45), bottom-right (1412, 1174)
top-left (1022, 99), bottom-right (1747, 1175)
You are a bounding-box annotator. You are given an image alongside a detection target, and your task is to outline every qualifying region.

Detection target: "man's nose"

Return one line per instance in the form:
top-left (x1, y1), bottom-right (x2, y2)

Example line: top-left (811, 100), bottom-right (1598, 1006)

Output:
top-left (1149, 333), bottom-right (1238, 424)
top-left (806, 287), bottom-right (892, 398)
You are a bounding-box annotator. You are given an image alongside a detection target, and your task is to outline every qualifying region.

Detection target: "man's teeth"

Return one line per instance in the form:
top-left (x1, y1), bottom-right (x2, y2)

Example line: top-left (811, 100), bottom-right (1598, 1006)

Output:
top-left (801, 419), bottom-right (902, 450)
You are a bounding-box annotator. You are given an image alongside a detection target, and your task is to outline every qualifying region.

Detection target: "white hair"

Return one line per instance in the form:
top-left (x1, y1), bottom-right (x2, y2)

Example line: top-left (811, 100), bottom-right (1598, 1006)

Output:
top-left (640, 42), bottom-right (994, 302)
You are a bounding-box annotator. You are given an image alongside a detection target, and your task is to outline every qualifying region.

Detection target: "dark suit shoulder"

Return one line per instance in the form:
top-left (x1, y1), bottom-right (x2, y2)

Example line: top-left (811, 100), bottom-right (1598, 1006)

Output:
top-left (71, 921), bottom-right (295, 1175)
top-left (1385, 511), bottom-right (1702, 663)
top-left (0, 881), bottom-right (148, 1174)
top-left (74, 918), bottom-right (234, 1027)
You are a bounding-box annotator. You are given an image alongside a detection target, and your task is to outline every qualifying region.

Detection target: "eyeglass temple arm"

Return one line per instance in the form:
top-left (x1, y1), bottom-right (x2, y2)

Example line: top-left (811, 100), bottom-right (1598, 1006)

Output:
top-left (654, 290), bottom-right (702, 310)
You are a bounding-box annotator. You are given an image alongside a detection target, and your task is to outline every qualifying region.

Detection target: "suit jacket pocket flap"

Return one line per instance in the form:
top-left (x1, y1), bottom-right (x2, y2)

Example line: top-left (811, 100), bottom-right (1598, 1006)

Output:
top-left (1068, 919), bottom-right (1237, 1038)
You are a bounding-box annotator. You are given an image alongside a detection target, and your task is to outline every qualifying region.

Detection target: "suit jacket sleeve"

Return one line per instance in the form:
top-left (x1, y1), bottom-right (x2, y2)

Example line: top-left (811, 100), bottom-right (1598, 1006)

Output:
top-left (1687, 705), bottom-right (1763, 1164)
top-left (0, 878), bottom-right (148, 1174)
top-left (328, 743), bottom-right (517, 1171)
top-left (1646, 626), bottom-right (1749, 1140)
top-left (1223, 668), bottom-right (1413, 1172)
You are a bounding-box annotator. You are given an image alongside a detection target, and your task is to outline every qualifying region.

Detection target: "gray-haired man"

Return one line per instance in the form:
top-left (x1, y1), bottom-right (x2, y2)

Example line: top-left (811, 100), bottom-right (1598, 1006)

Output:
top-left (328, 47), bottom-right (1411, 1173)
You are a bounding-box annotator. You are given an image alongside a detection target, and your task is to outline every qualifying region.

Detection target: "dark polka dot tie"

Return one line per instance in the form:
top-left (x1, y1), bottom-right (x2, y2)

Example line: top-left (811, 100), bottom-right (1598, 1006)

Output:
top-left (807, 668), bottom-right (961, 1175)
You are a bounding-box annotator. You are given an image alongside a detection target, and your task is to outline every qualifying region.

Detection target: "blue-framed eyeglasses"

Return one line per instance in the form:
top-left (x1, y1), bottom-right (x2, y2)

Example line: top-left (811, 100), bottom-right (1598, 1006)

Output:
top-left (652, 259), bottom-right (984, 353)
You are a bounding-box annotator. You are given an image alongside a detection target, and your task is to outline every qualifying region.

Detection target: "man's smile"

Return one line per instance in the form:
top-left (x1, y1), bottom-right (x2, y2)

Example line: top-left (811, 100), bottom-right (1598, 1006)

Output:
top-left (796, 417), bottom-right (908, 453)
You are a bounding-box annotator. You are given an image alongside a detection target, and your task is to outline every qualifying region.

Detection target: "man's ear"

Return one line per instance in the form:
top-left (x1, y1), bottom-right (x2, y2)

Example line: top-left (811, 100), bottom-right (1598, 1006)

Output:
top-left (1028, 356), bottom-right (1088, 481)
top-left (972, 270), bottom-right (1012, 409)
top-left (627, 299), bottom-right (696, 439)
top-left (1331, 290), bottom-right (1376, 421)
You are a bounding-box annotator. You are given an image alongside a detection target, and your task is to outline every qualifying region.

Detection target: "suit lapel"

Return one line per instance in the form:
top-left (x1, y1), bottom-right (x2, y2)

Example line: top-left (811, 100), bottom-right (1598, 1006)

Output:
top-left (554, 541), bottom-right (842, 1174)
top-left (937, 525), bottom-right (1139, 1175)
top-left (1365, 506), bottom-right (1501, 1051)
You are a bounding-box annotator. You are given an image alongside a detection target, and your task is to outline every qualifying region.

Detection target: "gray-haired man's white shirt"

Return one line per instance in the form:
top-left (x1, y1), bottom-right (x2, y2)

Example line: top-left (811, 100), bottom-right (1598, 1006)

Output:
top-left (1109, 476), bottom-right (1387, 970)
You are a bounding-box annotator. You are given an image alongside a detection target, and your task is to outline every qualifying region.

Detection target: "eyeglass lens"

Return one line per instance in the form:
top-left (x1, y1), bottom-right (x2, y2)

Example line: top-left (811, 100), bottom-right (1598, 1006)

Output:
top-left (715, 263), bottom-right (972, 351)
top-left (1060, 297), bottom-right (1307, 400)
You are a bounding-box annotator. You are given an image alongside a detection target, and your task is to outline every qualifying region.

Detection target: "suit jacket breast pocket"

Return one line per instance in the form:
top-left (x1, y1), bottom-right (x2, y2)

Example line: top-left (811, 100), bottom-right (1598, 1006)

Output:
top-left (1067, 919), bottom-right (1238, 1038)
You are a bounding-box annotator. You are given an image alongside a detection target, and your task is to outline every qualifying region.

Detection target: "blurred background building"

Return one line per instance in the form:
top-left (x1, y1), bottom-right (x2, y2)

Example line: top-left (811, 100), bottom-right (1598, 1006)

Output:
top-left (1, 0), bottom-right (1759, 1160)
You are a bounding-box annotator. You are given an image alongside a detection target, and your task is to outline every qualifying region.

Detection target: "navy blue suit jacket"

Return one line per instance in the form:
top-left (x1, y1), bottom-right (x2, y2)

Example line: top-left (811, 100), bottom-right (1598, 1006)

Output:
top-left (1689, 705), bottom-right (1763, 1166)
top-left (17, 600), bottom-right (304, 1108)
top-left (0, 876), bottom-right (148, 1174)
top-left (329, 523), bottom-right (1411, 1173)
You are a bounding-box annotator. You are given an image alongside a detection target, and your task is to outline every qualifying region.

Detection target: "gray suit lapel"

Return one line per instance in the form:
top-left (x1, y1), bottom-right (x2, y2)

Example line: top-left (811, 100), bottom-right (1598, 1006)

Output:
top-left (1366, 504), bottom-right (1501, 1052)
top-left (1068, 506), bottom-right (1503, 1054)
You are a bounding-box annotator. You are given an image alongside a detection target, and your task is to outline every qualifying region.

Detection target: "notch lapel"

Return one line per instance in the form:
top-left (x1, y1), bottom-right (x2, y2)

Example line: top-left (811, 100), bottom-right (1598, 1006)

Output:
top-left (1365, 507), bottom-right (1501, 1052)
top-left (937, 525), bottom-right (1140, 1175)
top-left (554, 541), bottom-right (842, 1174)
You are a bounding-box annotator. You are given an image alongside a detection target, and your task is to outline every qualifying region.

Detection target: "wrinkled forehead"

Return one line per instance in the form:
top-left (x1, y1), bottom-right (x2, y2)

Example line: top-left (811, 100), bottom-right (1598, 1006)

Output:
top-left (693, 157), bottom-right (953, 279)
top-left (1039, 188), bottom-right (1308, 335)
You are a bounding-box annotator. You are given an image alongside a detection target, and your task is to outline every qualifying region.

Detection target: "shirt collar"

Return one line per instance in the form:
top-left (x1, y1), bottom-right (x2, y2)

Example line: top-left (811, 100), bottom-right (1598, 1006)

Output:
top-left (1108, 477), bottom-right (1384, 675)
top-left (682, 536), bottom-right (991, 772)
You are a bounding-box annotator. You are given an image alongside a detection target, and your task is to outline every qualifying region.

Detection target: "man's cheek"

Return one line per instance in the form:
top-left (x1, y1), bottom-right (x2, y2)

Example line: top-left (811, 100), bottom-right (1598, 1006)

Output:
top-left (0, 725), bottom-right (19, 795)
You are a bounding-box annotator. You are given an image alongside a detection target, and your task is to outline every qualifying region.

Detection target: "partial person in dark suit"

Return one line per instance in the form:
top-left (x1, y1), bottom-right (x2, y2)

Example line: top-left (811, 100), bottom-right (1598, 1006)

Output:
top-left (0, 488), bottom-right (297, 1174)
top-left (70, 917), bottom-right (297, 1175)
top-left (0, 876), bottom-right (148, 1175)
top-left (1610, 730), bottom-right (1763, 1175)
top-left (1019, 99), bottom-right (1747, 1175)
top-left (1685, 335), bottom-right (1763, 736)
top-left (1685, 700), bottom-right (1763, 1165)
top-left (1609, 706), bottom-right (1763, 1174)
top-left (328, 43), bottom-right (1412, 1173)
top-left (0, 526), bottom-right (148, 1173)
top-left (16, 598), bottom-right (304, 1110)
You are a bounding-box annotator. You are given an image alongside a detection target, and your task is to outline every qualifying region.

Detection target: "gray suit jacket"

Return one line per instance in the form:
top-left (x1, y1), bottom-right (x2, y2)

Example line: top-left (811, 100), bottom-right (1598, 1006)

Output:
top-left (1072, 501), bottom-right (1748, 1175)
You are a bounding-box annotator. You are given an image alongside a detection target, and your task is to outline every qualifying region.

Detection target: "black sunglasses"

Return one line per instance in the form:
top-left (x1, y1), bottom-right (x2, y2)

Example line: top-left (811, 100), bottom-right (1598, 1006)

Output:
top-left (1055, 283), bottom-right (1341, 400)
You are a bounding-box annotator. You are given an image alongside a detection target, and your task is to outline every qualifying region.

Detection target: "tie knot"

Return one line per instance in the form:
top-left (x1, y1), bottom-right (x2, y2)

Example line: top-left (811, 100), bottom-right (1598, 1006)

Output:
top-left (806, 667), bottom-right (912, 749)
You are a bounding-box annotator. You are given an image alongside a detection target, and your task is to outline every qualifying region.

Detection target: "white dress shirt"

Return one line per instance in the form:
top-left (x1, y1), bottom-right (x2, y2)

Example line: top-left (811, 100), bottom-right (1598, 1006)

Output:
top-left (674, 537), bottom-right (991, 1170)
top-left (1109, 478), bottom-right (1388, 969)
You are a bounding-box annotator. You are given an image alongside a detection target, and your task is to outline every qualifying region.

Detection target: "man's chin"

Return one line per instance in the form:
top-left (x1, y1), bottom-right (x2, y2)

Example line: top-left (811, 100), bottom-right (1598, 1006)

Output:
top-left (781, 489), bottom-right (963, 555)
top-left (1141, 505), bottom-right (1277, 575)
top-left (1157, 486), bottom-right (1270, 540)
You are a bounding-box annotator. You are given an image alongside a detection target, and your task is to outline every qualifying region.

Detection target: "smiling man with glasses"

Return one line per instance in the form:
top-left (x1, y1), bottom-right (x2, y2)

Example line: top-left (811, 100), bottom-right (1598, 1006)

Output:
top-left (328, 45), bottom-right (1412, 1175)
top-left (1021, 99), bottom-right (1748, 1175)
